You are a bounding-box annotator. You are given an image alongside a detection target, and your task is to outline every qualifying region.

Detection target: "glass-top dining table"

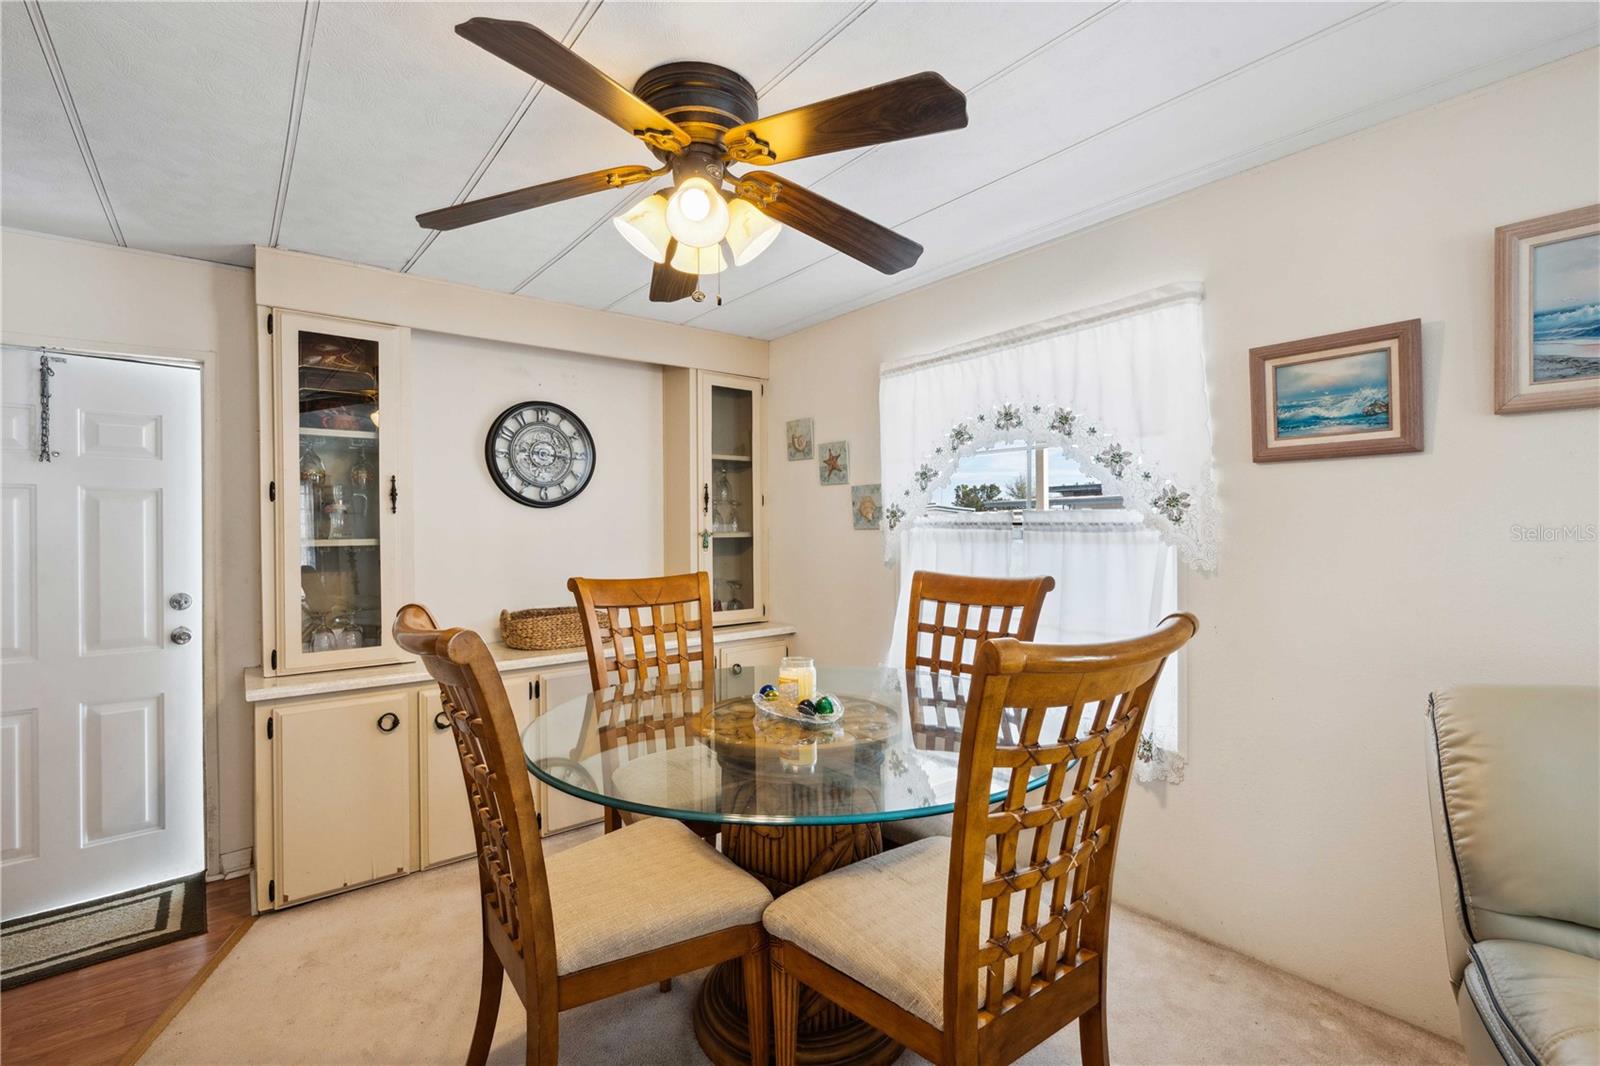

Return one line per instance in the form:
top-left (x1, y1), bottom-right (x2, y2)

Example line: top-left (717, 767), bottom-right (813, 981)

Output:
top-left (521, 663), bottom-right (1043, 1066)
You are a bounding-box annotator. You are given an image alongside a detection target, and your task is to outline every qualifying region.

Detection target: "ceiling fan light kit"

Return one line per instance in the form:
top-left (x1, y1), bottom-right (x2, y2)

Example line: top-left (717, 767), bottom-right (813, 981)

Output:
top-left (417, 18), bottom-right (969, 302)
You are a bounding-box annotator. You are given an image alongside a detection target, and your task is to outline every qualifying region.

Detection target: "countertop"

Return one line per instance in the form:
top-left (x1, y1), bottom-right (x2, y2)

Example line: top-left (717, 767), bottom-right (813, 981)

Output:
top-left (243, 621), bottom-right (797, 703)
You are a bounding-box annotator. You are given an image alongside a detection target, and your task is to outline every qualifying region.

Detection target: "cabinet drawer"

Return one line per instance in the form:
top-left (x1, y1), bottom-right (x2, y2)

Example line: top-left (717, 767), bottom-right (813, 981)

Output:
top-left (717, 637), bottom-right (788, 675)
top-left (271, 690), bottom-right (416, 905)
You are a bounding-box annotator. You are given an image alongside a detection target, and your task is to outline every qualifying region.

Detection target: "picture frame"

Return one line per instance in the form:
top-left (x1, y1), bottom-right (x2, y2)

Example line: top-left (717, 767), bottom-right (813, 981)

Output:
top-left (1494, 204), bottom-right (1600, 413)
top-left (1249, 319), bottom-right (1423, 463)
top-left (851, 484), bottom-right (882, 530)
top-left (817, 440), bottom-right (849, 485)
top-left (785, 417), bottom-right (814, 460)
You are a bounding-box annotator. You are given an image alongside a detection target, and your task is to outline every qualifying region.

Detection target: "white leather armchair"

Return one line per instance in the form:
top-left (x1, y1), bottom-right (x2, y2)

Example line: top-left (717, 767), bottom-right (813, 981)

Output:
top-left (1426, 686), bottom-right (1600, 1065)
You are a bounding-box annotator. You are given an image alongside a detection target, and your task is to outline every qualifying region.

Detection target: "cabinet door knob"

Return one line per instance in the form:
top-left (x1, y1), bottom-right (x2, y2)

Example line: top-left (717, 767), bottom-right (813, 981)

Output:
top-left (433, 710), bottom-right (450, 731)
top-left (730, 662), bottom-right (743, 675)
top-left (169, 626), bottom-right (192, 645)
top-left (377, 711), bottom-right (400, 733)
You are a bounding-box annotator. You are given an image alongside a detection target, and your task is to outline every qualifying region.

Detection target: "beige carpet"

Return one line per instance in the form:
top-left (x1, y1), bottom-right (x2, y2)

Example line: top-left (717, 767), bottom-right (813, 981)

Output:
top-left (142, 831), bottom-right (1461, 1065)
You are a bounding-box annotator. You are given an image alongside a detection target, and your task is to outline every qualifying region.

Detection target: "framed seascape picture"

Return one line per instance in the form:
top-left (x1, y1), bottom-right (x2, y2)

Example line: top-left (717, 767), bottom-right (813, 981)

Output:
top-left (1495, 204), bottom-right (1600, 413)
top-left (1249, 319), bottom-right (1423, 463)
top-left (785, 417), bottom-right (814, 460)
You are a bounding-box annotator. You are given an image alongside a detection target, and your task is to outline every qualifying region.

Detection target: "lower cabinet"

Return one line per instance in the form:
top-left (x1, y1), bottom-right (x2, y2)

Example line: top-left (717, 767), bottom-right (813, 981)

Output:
top-left (269, 690), bottom-right (416, 907)
top-left (533, 664), bottom-right (604, 835)
top-left (254, 633), bottom-right (794, 910)
top-left (717, 636), bottom-right (788, 674)
top-left (418, 673), bottom-right (536, 868)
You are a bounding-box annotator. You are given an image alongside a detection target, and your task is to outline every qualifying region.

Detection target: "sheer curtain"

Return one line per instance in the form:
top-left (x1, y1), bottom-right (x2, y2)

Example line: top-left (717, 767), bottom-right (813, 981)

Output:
top-left (1021, 512), bottom-right (1182, 783)
top-left (879, 284), bottom-right (1214, 784)
top-left (889, 511), bottom-right (1184, 783)
top-left (878, 283), bottom-right (1217, 572)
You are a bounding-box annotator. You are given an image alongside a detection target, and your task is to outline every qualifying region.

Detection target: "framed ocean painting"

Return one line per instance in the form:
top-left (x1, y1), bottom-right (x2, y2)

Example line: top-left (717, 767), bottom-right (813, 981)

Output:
top-left (1495, 204), bottom-right (1600, 413)
top-left (1249, 320), bottom-right (1423, 463)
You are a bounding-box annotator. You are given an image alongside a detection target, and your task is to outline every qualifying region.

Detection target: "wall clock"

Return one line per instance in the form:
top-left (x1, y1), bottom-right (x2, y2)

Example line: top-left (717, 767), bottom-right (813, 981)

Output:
top-left (484, 401), bottom-right (595, 507)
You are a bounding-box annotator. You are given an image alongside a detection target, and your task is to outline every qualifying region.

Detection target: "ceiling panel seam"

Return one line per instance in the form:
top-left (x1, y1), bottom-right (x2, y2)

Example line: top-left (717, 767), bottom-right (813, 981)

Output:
top-left (269, 1), bottom-right (321, 248)
top-left (681, 0), bottom-right (1395, 326)
top-left (518, 0), bottom-right (884, 302)
top-left (22, 0), bottom-right (123, 246)
top-left (401, 0), bottom-right (605, 275)
top-left (760, 20), bottom-right (1595, 339)
top-left (801, 0), bottom-right (1126, 208)
top-left (755, 0), bottom-right (876, 97)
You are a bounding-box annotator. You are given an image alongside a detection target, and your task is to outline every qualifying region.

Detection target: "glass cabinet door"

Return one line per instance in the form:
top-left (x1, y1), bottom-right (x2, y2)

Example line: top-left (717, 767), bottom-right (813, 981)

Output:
top-left (275, 312), bottom-right (406, 672)
top-left (697, 374), bottom-right (764, 625)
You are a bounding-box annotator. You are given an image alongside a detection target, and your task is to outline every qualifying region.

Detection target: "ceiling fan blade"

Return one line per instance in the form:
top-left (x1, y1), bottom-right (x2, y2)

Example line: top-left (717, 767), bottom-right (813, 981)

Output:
top-left (455, 18), bottom-right (690, 154)
top-left (723, 72), bottom-right (967, 166)
top-left (733, 171), bottom-right (922, 274)
top-left (417, 166), bottom-right (655, 231)
top-left (649, 257), bottom-right (698, 302)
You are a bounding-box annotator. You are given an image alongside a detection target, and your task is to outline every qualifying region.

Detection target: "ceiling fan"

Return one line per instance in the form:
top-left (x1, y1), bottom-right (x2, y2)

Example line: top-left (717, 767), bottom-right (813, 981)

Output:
top-left (415, 18), bottom-right (968, 303)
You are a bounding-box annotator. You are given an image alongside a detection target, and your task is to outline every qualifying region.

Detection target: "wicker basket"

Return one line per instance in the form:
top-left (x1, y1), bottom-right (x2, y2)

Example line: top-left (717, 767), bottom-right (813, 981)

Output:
top-left (499, 606), bottom-right (607, 651)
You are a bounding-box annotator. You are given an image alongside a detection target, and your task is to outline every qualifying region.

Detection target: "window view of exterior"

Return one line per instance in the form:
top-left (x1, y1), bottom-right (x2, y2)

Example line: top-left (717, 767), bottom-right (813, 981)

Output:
top-left (930, 444), bottom-right (1120, 512)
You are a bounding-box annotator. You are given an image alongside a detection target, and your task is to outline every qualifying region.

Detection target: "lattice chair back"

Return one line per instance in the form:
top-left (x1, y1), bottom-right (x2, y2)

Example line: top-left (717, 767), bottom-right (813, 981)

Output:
top-left (941, 614), bottom-right (1198, 1061)
top-left (393, 603), bottom-right (558, 1030)
top-left (568, 572), bottom-right (716, 691)
top-left (904, 571), bottom-right (1056, 676)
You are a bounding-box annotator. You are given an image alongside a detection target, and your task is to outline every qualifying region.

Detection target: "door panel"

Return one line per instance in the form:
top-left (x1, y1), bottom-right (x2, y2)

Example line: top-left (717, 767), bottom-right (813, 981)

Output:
top-left (419, 676), bottom-right (534, 866)
top-left (273, 690), bottom-right (415, 905)
top-left (0, 348), bottom-right (203, 919)
top-left (1, 708), bottom-right (39, 863)
top-left (80, 696), bottom-right (164, 842)
top-left (78, 487), bottom-right (162, 653)
top-left (2, 484), bottom-right (37, 661)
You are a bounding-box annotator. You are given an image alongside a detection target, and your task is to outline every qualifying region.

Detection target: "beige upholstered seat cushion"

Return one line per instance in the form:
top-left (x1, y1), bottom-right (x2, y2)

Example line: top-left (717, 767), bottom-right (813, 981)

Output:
top-left (1461, 940), bottom-right (1600, 1066)
top-left (763, 837), bottom-right (1032, 1027)
top-left (545, 817), bottom-right (771, 975)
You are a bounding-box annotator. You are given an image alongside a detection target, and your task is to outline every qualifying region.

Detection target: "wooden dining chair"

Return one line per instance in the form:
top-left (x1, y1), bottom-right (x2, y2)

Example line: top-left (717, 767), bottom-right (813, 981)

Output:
top-left (763, 614), bottom-right (1199, 1066)
top-left (568, 571), bottom-right (715, 690)
top-left (393, 604), bottom-right (772, 1066)
top-left (888, 570), bottom-right (1056, 846)
top-left (568, 572), bottom-right (717, 835)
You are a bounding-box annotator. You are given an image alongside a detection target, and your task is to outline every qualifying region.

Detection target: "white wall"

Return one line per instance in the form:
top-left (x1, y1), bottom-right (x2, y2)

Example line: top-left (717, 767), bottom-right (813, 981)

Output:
top-left (408, 331), bottom-right (663, 635)
top-left (764, 51), bottom-right (1600, 1037)
top-left (0, 230), bottom-right (260, 871)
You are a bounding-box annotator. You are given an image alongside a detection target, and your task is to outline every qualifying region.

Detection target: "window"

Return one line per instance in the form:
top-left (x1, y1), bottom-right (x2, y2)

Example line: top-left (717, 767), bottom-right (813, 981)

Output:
top-left (931, 444), bottom-right (1119, 513)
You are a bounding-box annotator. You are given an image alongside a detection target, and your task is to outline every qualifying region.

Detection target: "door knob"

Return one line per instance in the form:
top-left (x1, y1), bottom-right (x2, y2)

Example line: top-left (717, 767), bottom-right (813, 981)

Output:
top-left (169, 592), bottom-right (192, 611)
top-left (170, 626), bottom-right (193, 645)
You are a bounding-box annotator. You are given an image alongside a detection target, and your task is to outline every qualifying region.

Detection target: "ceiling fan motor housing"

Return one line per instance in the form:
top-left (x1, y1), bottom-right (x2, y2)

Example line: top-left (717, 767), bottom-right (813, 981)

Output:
top-left (633, 62), bottom-right (759, 160)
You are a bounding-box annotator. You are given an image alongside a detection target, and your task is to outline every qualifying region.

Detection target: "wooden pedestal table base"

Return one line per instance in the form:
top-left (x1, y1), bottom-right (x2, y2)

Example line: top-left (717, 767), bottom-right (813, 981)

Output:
top-left (693, 822), bottom-right (901, 1066)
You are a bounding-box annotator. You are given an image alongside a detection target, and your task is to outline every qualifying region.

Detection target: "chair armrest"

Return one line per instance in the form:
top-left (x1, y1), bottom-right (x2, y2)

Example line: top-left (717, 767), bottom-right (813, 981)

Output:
top-left (1426, 692), bottom-right (1474, 989)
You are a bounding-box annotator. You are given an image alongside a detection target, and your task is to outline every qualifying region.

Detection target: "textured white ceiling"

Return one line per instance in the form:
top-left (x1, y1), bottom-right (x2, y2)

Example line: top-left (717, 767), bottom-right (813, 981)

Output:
top-left (3, 1), bottom-right (1596, 339)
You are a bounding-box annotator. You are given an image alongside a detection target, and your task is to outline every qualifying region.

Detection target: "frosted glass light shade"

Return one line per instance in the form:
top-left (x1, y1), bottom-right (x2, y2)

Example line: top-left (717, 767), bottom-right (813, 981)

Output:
top-left (724, 199), bottom-right (782, 266)
top-left (671, 242), bottom-right (727, 276)
top-left (612, 193), bottom-right (670, 263)
top-left (665, 176), bottom-right (730, 248)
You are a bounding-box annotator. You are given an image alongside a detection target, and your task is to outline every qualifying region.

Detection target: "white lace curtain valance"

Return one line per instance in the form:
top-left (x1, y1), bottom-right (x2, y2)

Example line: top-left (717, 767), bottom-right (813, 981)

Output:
top-left (877, 283), bottom-right (1219, 572)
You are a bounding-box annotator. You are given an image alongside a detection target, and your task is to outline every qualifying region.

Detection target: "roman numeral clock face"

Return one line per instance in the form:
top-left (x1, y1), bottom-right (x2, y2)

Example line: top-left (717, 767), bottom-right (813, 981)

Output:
top-left (484, 402), bottom-right (595, 508)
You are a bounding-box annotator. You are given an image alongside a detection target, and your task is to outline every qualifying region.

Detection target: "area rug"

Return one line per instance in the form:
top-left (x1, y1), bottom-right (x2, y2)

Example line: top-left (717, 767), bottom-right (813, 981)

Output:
top-left (138, 836), bottom-right (1461, 1065)
top-left (1, 873), bottom-right (206, 990)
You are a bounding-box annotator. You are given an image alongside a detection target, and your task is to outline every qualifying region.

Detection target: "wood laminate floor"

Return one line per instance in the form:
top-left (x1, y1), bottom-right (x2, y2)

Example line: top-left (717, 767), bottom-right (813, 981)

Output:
top-left (1, 875), bottom-right (254, 1066)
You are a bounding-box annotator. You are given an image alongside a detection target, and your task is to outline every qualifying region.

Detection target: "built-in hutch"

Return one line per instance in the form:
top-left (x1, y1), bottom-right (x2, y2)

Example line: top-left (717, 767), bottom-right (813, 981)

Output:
top-left (663, 368), bottom-right (768, 624)
top-left (251, 309), bottom-right (786, 911)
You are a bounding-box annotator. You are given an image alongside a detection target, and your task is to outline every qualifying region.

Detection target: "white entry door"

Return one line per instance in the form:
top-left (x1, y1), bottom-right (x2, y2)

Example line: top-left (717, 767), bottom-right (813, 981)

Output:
top-left (1, 348), bottom-right (204, 920)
